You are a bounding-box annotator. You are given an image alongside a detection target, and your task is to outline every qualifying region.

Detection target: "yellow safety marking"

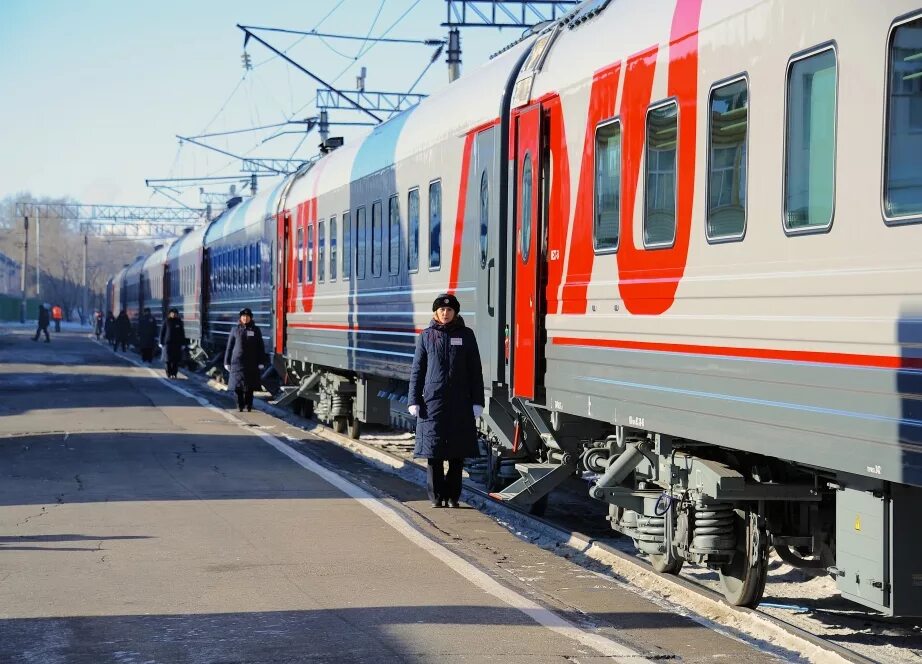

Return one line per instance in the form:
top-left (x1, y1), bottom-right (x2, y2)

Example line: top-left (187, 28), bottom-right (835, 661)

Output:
top-left (854, 515), bottom-right (861, 532)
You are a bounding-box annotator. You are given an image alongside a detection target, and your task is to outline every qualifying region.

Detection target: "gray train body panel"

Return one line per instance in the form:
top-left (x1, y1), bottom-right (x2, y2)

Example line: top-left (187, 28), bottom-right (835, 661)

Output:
top-left (203, 196), bottom-right (276, 355)
top-left (543, 343), bottom-right (922, 488)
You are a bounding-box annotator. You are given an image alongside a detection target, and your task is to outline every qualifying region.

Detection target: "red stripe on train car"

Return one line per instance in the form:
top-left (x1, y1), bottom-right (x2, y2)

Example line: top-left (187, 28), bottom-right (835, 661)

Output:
top-left (551, 336), bottom-right (922, 371)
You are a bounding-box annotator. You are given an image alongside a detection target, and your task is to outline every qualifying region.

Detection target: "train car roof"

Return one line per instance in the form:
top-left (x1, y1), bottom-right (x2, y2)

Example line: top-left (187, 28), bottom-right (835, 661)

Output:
top-left (124, 253), bottom-right (147, 280)
top-left (167, 221), bottom-right (209, 261)
top-left (286, 35), bottom-right (535, 206)
top-left (141, 239), bottom-right (176, 272)
top-left (204, 178), bottom-right (287, 245)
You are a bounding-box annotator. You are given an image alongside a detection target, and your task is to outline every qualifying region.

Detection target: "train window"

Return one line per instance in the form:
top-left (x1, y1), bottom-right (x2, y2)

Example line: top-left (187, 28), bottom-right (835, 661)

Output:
top-left (884, 15), bottom-right (922, 222)
top-left (388, 195), bottom-right (400, 275)
top-left (307, 224), bottom-right (314, 284)
top-left (784, 46), bottom-right (837, 233)
top-left (297, 228), bottom-right (304, 285)
top-left (330, 216), bottom-right (338, 281)
top-left (408, 188), bottom-right (420, 272)
top-left (343, 211), bottom-right (352, 280)
top-left (356, 206), bottom-right (367, 279)
top-left (238, 247), bottom-right (244, 289)
top-left (479, 172), bottom-right (489, 268)
top-left (256, 243), bottom-right (262, 285)
top-left (250, 244), bottom-right (257, 287)
top-left (594, 119), bottom-right (621, 252)
top-left (318, 219), bottom-right (325, 282)
top-left (371, 201), bottom-right (383, 277)
top-left (429, 180), bottom-right (442, 270)
top-left (707, 77), bottom-right (748, 241)
top-left (644, 100), bottom-right (678, 248)
top-left (521, 154), bottom-right (533, 263)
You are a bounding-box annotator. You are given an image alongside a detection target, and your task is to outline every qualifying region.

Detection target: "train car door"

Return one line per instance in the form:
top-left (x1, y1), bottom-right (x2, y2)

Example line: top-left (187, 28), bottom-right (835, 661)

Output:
top-left (274, 210), bottom-right (290, 354)
top-left (473, 126), bottom-right (501, 387)
top-left (512, 104), bottom-right (543, 401)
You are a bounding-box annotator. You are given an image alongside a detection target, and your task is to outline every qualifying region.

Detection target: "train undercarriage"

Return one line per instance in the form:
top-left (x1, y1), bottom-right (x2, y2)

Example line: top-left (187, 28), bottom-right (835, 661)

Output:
top-left (480, 400), bottom-right (839, 610)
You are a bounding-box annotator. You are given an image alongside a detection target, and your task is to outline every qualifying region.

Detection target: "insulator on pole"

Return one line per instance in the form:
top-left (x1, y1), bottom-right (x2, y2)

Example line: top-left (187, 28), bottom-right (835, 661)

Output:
top-left (447, 28), bottom-right (461, 82)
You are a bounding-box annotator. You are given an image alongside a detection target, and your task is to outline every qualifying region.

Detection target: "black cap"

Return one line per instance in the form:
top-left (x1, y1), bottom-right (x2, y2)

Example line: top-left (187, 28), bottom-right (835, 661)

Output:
top-left (432, 293), bottom-right (460, 314)
top-left (239, 308), bottom-right (253, 318)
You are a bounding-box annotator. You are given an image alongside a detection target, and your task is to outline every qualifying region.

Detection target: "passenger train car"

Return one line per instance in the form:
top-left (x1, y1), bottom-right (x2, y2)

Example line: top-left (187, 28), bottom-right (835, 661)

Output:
top-left (109, 0), bottom-right (922, 616)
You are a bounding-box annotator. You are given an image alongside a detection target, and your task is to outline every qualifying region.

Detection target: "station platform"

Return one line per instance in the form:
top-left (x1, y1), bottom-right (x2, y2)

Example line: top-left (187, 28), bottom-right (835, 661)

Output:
top-left (0, 327), bottom-right (782, 663)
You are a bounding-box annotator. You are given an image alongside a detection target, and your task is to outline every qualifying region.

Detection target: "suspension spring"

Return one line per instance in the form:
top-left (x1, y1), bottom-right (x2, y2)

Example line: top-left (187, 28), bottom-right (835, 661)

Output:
top-left (691, 502), bottom-right (736, 554)
top-left (635, 515), bottom-right (666, 555)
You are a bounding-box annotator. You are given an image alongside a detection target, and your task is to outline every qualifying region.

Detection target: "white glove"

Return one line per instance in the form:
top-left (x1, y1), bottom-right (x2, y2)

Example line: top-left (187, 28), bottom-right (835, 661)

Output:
top-left (258, 364), bottom-right (265, 370)
top-left (408, 404), bottom-right (419, 417)
top-left (224, 364), bottom-right (230, 371)
top-left (473, 404), bottom-right (483, 418)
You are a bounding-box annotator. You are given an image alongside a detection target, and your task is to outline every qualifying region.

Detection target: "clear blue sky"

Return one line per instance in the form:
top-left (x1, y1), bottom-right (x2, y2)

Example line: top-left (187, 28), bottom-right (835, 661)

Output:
top-left (0, 0), bottom-right (526, 208)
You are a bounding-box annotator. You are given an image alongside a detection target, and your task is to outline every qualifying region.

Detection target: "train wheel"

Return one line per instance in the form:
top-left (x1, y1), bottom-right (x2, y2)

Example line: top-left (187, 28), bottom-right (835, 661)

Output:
top-left (332, 417), bottom-right (346, 435)
top-left (348, 416), bottom-right (361, 439)
top-left (649, 552), bottom-right (684, 575)
top-left (718, 510), bottom-right (768, 608)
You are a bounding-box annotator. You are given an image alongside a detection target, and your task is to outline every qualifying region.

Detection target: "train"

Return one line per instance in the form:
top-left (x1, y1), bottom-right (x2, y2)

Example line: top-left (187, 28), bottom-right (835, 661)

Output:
top-left (107, 0), bottom-right (922, 616)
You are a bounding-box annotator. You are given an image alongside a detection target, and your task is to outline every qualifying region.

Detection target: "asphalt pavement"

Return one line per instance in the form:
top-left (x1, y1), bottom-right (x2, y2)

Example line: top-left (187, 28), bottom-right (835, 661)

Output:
top-left (0, 326), bottom-right (784, 663)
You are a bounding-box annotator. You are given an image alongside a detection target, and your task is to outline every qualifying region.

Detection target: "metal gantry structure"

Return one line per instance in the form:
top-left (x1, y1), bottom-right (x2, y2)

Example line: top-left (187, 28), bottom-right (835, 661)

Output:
top-left (442, 0), bottom-right (580, 28)
top-left (12, 202), bottom-right (207, 323)
top-left (315, 89), bottom-right (428, 114)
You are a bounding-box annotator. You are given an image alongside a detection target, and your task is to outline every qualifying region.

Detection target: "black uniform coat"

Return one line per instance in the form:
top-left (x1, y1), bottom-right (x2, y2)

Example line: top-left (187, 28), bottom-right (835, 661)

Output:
top-left (224, 322), bottom-right (266, 393)
top-left (114, 313), bottom-right (132, 343)
top-left (408, 316), bottom-right (485, 459)
top-left (159, 317), bottom-right (186, 363)
top-left (38, 306), bottom-right (50, 329)
top-left (104, 315), bottom-right (115, 341)
top-left (138, 314), bottom-right (158, 350)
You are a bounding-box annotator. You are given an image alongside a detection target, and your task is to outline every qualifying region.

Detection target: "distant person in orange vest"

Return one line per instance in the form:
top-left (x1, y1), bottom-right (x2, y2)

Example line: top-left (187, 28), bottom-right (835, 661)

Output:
top-left (51, 304), bottom-right (63, 332)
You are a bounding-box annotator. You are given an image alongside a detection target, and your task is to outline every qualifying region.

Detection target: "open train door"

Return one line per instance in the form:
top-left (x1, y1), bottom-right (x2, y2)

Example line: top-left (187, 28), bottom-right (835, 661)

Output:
top-left (274, 210), bottom-right (291, 354)
top-left (511, 103), bottom-right (543, 401)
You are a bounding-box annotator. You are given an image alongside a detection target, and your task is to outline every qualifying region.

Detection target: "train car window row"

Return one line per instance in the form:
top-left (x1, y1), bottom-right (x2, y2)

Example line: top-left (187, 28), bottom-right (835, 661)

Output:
top-left (388, 195), bottom-right (400, 276)
top-left (356, 206), bottom-right (367, 279)
top-left (594, 119), bottom-right (621, 253)
top-left (318, 219), bottom-right (325, 283)
top-left (296, 228), bottom-right (304, 285)
top-left (429, 180), bottom-right (442, 270)
top-left (306, 224), bottom-right (314, 284)
top-left (408, 188), bottom-right (420, 273)
top-left (209, 243), bottom-right (264, 294)
top-left (329, 215), bottom-right (337, 281)
top-left (371, 200), bottom-right (383, 277)
top-left (885, 14), bottom-right (922, 223)
top-left (784, 45), bottom-right (837, 234)
top-left (342, 211), bottom-right (352, 280)
top-left (707, 77), bottom-right (748, 242)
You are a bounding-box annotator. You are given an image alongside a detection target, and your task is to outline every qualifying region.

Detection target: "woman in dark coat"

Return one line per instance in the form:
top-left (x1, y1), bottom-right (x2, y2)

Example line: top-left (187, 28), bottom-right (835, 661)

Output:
top-left (114, 310), bottom-right (131, 352)
top-left (137, 308), bottom-right (158, 364)
top-left (408, 293), bottom-right (485, 508)
top-left (160, 308), bottom-right (185, 379)
top-left (224, 308), bottom-right (266, 412)
top-left (104, 311), bottom-right (115, 344)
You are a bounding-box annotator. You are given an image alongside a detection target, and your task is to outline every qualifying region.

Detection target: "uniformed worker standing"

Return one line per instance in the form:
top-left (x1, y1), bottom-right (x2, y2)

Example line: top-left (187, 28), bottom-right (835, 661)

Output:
top-left (137, 308), bottom-right (158, 364)
top-left (408, 293), bottom-right (485, 508)
top-left (224, 308), bottom-right (266, 412)
top-left (160, 308), bottom-right (185, 379)
top-left (114, 310), bottom-right (131, 352)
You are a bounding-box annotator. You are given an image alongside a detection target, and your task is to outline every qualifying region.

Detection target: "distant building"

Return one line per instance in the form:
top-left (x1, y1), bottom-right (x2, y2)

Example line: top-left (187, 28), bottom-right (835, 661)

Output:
top-left (0, 251), bottom-right (21, 296)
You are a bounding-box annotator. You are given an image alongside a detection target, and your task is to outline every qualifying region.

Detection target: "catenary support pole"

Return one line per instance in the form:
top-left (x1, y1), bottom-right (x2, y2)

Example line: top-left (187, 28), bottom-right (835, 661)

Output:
top-left (20, 216), bottom-right (28, 323)
top-left (82, 234), bottom-right (88, 325)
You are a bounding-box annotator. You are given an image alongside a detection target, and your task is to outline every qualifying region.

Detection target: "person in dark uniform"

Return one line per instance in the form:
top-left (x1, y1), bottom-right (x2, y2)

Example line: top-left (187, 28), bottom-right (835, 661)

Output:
top-left (104, 311), bottom-right (115, 345)
top-left (31, 303), bottom-right (51, 343)
top-left (408, 293), bottom-right (485, 508)
top-left (224, 308), bottom-right (266, 412)
top-left (114, 310), bottom-right (131, 352)
top-left (137, 308), bottom-right (158, 363)
top-left (160, 308), bottom-right (185, 379)
top-left (94, 311), bottom-right (104, 340)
